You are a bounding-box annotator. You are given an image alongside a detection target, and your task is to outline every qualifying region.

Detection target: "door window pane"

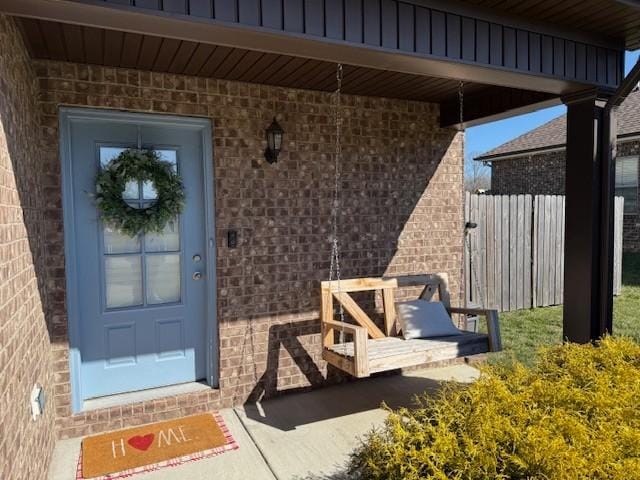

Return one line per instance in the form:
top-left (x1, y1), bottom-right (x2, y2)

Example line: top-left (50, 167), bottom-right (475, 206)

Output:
top-left (146, 217), bottom-right (180, 252)
top-left (105, 256), bottom-right (143, 308)
top-left (143, 150), bottom-right (177, 199)
top-left (99, 147), bottom-right (126, 166)
top-left (146, 254), bottom-right (181, 305)
top-left (156, 149), bottom-right (177, 170)
top-left (123, 180), bottom-right (140, 200)
top-left (142, 181), bottom-right (158, 200)
top-left (100, 147), bottom-right (140, 199)
top-left (104, 226), bottom-right (140, 254)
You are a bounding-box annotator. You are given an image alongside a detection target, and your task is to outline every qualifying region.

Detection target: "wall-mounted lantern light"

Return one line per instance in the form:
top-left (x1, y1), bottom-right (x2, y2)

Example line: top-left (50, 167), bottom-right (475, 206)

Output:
top-left (264, 117), bottom-right (284, 164)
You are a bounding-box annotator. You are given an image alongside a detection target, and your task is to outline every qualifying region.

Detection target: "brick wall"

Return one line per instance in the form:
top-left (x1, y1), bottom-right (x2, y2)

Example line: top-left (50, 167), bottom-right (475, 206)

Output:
top-left (0, 14), bottom-right (464, 451)
top-left (490, 150), bottom-right (565, 195)
top-left (1, 10), bottom-right (464, 452)
top-left (34, 59), bottom-right (464, 439)
top-left (490, 142), bottom-right (640, 252)
top-left (0, 16), bottom-right (56, 479)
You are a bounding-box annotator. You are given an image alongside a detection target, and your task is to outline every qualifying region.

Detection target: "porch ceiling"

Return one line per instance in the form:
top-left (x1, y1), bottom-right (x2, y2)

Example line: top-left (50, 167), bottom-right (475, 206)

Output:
top-left (17, 17), bottom-right (497, 104)
top-left (4, 0), bottom-right (629, 127)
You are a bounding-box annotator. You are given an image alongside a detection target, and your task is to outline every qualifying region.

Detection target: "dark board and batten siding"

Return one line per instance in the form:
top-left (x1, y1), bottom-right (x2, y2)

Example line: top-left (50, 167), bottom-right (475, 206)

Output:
top-left (85, 0), bottom-right (622, 88)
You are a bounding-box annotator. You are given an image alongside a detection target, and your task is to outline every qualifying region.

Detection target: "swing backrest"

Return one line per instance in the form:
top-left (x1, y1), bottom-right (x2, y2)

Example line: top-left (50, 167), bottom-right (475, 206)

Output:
top-left (321, 273), bottom-right (451, 338)
top-left (396, 273), bottom-right (451, 309)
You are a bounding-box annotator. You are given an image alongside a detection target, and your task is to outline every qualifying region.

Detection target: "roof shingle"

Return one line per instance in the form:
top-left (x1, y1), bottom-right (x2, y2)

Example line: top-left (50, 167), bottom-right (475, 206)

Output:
top-left (475, 90), bottom-right (640, 161)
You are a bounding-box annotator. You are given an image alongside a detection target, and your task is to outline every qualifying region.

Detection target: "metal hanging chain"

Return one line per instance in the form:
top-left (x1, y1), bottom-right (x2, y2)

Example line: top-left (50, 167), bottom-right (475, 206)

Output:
top-left (329, 63), bottom-right (346, 343)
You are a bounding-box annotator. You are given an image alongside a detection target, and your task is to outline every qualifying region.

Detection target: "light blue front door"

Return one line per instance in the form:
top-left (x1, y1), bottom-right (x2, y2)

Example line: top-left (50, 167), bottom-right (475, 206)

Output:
top-left (64, 111), bottom-right (213, 401)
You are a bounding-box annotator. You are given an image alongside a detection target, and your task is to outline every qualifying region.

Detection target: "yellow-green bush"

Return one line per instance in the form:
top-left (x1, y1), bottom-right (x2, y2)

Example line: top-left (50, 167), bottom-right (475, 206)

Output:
top-left (349, 337), bottom-right (640, 480)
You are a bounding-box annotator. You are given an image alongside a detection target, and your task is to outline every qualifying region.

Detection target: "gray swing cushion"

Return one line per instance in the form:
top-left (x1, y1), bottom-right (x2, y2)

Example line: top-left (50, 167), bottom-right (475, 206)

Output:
top-left (396, 300), bottom-right (462, 339)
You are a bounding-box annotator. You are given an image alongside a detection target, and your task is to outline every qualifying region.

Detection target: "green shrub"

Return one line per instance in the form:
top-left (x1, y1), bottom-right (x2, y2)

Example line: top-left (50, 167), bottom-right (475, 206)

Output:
top-left (349, 337), bottom-right (640, 480)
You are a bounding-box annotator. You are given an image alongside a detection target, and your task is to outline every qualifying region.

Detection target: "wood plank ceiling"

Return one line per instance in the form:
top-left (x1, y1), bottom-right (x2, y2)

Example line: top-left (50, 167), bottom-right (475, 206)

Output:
top-left (460, 0), bottom-right (640, 49)
top-left (17, 17), bottom-right (495, 104)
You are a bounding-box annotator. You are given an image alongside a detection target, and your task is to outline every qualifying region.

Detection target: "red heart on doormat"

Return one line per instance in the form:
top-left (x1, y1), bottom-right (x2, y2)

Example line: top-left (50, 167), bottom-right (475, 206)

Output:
top-left (128, 433), bottom-right (154, 451)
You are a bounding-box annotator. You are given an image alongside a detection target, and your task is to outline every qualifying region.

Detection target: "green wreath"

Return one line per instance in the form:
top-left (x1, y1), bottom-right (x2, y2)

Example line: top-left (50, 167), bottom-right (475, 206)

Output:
top-left (95, 149), bottom-right (185, 236)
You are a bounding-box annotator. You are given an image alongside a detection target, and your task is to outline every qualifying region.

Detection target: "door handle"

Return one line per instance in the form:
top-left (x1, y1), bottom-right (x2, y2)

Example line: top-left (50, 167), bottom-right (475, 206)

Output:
top-left (192, 272), bottom-right (203, 281)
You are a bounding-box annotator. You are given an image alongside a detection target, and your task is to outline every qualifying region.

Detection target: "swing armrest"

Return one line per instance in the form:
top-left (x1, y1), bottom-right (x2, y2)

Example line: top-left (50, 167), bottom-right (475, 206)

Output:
top-left (322, 319), bottom-right (367, 336)
top-left (448, 307), bottom-right (502, 352)
top-left (321, 320), bottom-right (369, 377)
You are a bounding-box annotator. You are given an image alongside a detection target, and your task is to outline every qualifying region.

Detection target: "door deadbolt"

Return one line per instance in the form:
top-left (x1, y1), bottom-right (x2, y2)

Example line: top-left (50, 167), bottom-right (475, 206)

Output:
top-left (192, 254), bottom-right (202, 263)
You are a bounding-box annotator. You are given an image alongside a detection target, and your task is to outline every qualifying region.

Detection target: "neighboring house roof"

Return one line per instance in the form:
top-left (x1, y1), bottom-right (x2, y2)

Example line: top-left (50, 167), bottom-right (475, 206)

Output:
top-left (475, 90), bottom-right (640, 161)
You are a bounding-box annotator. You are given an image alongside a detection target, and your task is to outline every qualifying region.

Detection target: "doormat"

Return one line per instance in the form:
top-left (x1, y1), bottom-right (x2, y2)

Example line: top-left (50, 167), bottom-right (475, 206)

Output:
top-left (77, 412), bottom-right (238, 479)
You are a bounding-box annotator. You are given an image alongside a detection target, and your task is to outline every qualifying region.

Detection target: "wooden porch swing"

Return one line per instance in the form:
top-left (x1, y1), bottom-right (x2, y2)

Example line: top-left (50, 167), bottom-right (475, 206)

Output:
top-left (320, 66), bottom-right (501, 378)
top-left (320, 274), bottom-right (502, 378)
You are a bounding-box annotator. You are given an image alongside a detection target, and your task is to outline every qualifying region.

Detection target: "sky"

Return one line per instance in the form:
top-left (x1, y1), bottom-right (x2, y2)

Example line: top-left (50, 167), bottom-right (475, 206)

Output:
top-left (465, 51), bottom-right (640, 176)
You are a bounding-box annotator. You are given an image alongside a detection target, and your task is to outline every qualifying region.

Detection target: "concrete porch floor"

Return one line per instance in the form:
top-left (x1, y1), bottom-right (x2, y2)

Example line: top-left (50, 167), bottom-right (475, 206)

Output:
top-left (47, 364), bottom-right (479, 480)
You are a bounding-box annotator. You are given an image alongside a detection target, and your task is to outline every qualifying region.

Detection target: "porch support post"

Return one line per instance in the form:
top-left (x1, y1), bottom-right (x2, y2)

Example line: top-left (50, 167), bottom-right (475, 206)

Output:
top-left (562, 90), bottom-right (615, 343)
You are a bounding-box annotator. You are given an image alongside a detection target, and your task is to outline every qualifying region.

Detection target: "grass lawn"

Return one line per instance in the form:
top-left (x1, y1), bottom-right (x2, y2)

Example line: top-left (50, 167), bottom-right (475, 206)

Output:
top-left (488, 253), bottom-right (640, 366)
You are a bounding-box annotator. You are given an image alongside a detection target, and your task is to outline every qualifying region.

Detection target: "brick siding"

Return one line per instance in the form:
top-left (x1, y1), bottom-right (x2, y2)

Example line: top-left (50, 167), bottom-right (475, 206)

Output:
top-left (490, 141), bottom-right (640, 252)
top-left (34, 61), bottom-right (464, 438)
top-left (0, 16), bottom-right (56, 480)
top-left (36, 61), bottom-right (463, 437)
top-left (0, 14), bottom-right (465, 453)
top-left (490, 150), bottom-right (565, 196)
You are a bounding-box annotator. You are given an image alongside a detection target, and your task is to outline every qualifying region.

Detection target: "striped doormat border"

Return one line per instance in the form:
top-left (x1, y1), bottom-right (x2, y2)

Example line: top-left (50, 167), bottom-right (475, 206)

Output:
top-left (76, 412), bottom-right (239, 480)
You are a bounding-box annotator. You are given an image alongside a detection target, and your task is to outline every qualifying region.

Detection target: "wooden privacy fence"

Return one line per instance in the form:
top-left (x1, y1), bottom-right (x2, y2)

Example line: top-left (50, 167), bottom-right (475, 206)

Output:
top-left (465, 194), bottom-right (624, 312)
